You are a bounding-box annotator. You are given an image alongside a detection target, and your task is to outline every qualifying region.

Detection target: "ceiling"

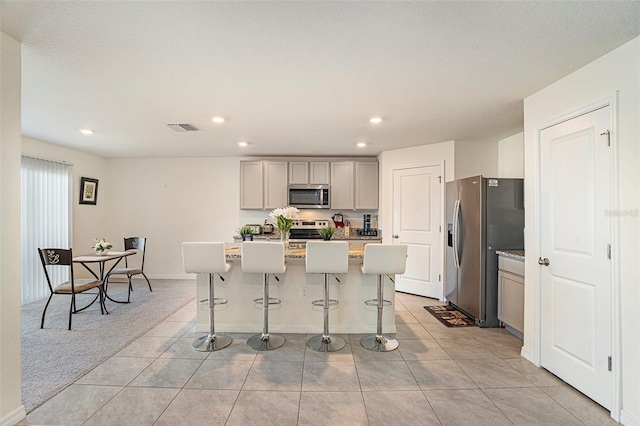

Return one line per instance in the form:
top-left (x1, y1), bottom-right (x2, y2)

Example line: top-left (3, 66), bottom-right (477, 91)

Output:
top-left (2, 1), bottom-right (639, 159)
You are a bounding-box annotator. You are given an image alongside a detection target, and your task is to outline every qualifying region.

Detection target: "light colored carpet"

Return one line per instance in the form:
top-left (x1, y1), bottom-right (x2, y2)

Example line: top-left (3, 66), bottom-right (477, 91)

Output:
top-left (21, 279), bottom-right (195, 413)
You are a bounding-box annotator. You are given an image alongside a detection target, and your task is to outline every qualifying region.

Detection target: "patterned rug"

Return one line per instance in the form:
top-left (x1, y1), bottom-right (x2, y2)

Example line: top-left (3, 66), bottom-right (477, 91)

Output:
top-left (424, 305), bottom-right (475, 327)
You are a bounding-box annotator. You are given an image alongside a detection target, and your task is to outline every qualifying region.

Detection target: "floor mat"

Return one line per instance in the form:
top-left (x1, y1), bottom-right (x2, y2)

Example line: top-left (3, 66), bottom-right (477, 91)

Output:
top-left (424, 305), bottom-right (475, 327)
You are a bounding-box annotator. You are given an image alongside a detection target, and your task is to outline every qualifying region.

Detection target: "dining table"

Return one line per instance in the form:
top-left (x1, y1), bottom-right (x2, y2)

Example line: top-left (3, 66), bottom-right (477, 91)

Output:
top-left (73, 250), bottom-right (137, 310)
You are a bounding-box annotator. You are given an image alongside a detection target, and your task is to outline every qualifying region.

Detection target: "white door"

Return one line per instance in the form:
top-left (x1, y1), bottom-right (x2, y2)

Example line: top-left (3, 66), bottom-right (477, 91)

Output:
top-left (392, 165), bottom-right (442, 298)
top-left (539, 106), bottom-right (612, 409)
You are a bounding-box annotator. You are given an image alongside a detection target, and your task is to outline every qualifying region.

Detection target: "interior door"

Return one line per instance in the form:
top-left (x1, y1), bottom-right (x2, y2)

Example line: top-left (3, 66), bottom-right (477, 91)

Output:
top-left (392, 165), bottom-right (442, 298)
top-left (539, 106), bottom-right (612, 409)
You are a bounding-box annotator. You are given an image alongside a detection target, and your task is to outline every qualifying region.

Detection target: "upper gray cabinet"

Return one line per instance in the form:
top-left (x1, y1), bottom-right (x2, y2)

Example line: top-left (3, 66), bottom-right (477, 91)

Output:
top-left (240, 161), bottom-right (288, 210)
top-left (330, 161), bottom-right (378, 210)
top-left (288, 161), bottom-right (330, 185)
top-left (240, 161), bottom-right (264, 209)
top-left (330, 161), bottom-right (355, 210)
top-left (355, 162), bottom-right (379, 210)
top-left (242, 159), bottom-right (377, 210)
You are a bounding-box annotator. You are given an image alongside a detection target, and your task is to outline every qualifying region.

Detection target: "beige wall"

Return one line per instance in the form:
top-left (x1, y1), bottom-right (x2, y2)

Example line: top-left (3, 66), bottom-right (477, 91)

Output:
top-left (104, 157), bottom-right (244, 277)
top-left (453, 140), bottom-right (498, 180)
top-left (0, 32), bottom-right (26, 425)
top-left (498, 132), bottom-right (524, 178)
top-left (523, 36), bottom-right (639, 422)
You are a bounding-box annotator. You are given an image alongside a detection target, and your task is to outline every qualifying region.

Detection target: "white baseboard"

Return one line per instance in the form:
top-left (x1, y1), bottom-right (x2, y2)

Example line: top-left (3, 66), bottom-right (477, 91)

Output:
top-left (0, 405), bottom-right (26, 426)
top-left (621, 409), bottom-right (640, 426)
top-left (520, 347), bottom-right (537, 365)
top-left (108, 274), bottom-right (193, 282)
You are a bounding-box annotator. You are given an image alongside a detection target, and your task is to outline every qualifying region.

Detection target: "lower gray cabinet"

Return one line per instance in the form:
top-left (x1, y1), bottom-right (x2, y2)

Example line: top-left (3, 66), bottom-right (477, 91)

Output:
top-left (497, 256), bottom-right (524, 336)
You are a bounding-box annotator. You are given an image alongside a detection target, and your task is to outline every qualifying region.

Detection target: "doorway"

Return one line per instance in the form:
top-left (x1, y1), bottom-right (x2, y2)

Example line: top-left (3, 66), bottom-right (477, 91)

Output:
top-left (538, 105), bottom-right (613, 409)
top-left (392, 164), bottom-right (443, 298)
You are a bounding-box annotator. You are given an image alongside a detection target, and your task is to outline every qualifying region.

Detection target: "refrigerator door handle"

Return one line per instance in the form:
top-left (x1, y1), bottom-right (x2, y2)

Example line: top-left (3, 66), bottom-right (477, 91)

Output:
top-left (452, 199), bottom-right (461, 269)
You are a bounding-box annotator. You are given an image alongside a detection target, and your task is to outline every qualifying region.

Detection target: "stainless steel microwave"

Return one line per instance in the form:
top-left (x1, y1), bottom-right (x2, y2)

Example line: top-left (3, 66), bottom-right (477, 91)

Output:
top-left (288, 184), bottom-right (330, 209)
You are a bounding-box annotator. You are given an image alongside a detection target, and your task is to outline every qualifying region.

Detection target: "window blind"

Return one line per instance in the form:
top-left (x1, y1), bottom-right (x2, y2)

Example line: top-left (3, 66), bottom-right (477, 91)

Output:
top-left (21, 156), bottom-right (72, 304)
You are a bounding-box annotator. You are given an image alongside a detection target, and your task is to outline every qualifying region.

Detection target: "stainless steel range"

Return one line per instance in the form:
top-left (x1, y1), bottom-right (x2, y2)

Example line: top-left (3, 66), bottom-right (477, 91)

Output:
top-left (289, 220), bottom-right (330, 241)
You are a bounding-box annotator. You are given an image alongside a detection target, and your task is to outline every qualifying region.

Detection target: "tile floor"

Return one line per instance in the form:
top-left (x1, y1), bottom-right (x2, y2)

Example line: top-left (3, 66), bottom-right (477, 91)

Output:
top-left (23, 292), bottom-right (615, 425)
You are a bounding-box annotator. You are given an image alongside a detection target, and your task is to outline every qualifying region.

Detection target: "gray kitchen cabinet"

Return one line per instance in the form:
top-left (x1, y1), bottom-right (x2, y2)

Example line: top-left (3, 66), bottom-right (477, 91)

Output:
top-left (497, 255), bottom-right (524, 337)
top-left (330, 161), bottom-right (355, 210)
top-left (331, 161), bottom-right (379, 210)
top-left (289, 161), bottom-right (330, 184)
top-left (355, 161), bottom-right (378, 210)
top-left (310, 162), bottom-right (330, 184)
top-left (264, 161), bottom-right (288, 209)
top-left (240, 161), bottom-right (264, 209)
top-left (240, 161), bottom-right (288, 210)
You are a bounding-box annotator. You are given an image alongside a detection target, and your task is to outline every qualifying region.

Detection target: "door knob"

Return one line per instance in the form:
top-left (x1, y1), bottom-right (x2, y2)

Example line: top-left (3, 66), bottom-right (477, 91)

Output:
top-left (392, 235), bottom-right (399, 239)
top-left (538, 257), bottom-right (550, 266)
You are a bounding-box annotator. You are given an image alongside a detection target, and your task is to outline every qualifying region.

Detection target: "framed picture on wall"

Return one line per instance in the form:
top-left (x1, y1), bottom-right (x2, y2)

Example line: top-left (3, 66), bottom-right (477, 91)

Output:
top-left (79, 177), bottom-right (99, 205)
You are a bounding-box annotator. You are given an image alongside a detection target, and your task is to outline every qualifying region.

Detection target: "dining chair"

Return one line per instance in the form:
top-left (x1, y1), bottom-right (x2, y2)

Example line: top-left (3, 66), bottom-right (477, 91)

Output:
top-left (38, 248), bottom-right (105, 330)
top-left (105, 237), bottom-right (151, 302)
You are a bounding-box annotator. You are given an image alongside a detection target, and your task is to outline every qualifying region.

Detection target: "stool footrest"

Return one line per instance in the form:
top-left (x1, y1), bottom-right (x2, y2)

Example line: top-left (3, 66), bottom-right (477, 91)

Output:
top-left (252, 297), bottom-right (281, 306)
top-left (311, 299), bottom-right (339, 307)
top-left (364, 298), bottom-right (392, 307)
top-left (199, 298), bottom-right (229, 306)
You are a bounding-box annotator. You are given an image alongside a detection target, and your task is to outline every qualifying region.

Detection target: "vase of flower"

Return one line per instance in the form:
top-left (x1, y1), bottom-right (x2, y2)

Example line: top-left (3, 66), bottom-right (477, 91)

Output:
top-left (270, 206), bottom-right (299, 249)
top-left (280, 230), bottom-right (290, 247)
top-left (93, 238), bottom-right (112, 256)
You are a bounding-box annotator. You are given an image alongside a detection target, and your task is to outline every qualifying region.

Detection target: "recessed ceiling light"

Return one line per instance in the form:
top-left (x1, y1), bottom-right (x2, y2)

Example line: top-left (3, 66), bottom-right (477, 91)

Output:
top-left (237, 141), bottom-right (248, 147)
top-left (357, 142), bottom-right (367, 148)
top-left (79, 128), bottom-right (94, 135)
top-left (212, 116), bottom-right (225, 123)
top-left (369, 117), bottom-right (382, 124)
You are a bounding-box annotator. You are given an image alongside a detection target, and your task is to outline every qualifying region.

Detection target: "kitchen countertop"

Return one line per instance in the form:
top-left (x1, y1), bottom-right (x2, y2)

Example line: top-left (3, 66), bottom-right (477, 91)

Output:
top-left (234, 234), bottom-right (382, 242)
top-left (225, 242), bottom-right (368, 259)
top-left (496, 249), bottom-right (525, 261)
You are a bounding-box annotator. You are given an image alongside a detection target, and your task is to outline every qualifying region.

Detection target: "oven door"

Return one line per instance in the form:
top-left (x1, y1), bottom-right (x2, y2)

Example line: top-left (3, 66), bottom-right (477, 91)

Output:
top-left (288, 185), bottom-right (329, 209)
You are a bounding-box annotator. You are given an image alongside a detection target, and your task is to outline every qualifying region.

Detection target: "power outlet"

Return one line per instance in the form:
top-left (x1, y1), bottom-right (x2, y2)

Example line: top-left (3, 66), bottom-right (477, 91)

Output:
top-left (299, 287), bottom-right (308, 298)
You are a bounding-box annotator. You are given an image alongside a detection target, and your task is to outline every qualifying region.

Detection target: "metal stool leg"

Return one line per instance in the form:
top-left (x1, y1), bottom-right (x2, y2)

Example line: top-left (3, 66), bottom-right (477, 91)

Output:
top-left (248, 273), bottom-right (285, 351)
top-left (361, 274), bottom-right (399, 352)
top-left (192, 273), bottom-right (232, 352)
top-left (307, 273), bottom-right (346, 352)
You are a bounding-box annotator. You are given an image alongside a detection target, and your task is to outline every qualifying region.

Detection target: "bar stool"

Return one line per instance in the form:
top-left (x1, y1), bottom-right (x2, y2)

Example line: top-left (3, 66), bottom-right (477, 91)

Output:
top-left (241, 241), bottom-right (287, 351)
top-left (360, 244), bottom-right (408, 352)
top-left (182, 242), bottom-right (233, 352)
top-left (306, 241), bottom-right (349, 352)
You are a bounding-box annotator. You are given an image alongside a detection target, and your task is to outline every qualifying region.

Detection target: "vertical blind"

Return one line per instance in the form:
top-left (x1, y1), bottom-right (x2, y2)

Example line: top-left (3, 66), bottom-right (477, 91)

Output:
top-left (21, 156), bottom-right (72, 304)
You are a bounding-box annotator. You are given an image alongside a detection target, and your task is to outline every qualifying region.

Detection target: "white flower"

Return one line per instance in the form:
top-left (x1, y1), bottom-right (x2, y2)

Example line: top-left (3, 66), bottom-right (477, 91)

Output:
top-left (269, 206), bottom-right (300, 232)
top-left (93, 237), bottom-right (113, 251)
top-left (269, 206), bottom-right (300, 221)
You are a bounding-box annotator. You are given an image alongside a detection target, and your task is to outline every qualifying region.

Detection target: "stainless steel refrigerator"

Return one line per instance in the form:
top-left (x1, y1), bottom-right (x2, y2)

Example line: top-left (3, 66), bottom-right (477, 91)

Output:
top-left (445, 176), bottom-right (524, 327)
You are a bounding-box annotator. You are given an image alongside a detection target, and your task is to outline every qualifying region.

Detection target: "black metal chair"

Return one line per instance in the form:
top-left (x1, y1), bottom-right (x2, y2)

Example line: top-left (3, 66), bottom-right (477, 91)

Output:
top-left (105, 237), bottom-right (151, 302)
top-left (38, 248), bottom-right (105, 330)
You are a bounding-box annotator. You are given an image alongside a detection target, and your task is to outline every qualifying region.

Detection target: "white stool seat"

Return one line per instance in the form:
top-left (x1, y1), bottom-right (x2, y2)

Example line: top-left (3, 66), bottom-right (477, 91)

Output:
top-left (182, 242), bottom-right (232, 352)
top-left (241, 241), bottom-right (286, 274)
top-left (306, 241), bottom-right (349, 274)
top-left (241, 242), bottom-right (286, 351)
top-left (183, 242), bottom-right (231, 274)
top-left (305, 241), bottom-right (349, 352)
top-left (361, 244), bottom-right (407, 275)
top-left (360, 244), bottom-right (407, 352)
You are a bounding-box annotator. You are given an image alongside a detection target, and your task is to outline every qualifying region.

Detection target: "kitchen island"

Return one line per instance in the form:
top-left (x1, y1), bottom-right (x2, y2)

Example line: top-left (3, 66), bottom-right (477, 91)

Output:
top-left (194, 241), bottom-right (395, 334)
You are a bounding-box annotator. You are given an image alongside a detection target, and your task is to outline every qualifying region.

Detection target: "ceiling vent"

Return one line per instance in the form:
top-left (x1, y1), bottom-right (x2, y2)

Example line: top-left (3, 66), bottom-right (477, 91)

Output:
top-left (167, 123), bottom-right (199, 132)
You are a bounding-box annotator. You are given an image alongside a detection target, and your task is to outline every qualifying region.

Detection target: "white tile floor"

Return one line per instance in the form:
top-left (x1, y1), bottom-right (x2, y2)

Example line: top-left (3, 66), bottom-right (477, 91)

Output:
top-left (22, 291), bottom-right (615, 425)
